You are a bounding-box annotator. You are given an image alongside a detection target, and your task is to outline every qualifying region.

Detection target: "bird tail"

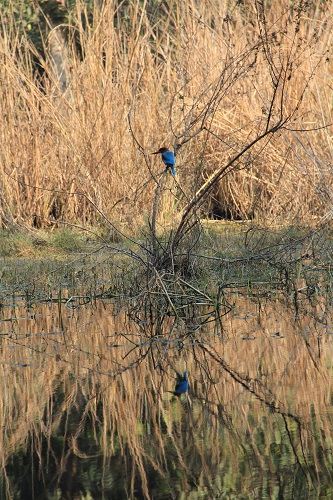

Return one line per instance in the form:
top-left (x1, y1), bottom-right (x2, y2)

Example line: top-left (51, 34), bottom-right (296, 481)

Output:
top-left (171, 166), bottom-right (176, 176)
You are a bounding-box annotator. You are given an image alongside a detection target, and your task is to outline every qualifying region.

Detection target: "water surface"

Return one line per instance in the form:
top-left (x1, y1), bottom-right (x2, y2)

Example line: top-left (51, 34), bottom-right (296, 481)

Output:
top-left (1, 288), bottom-right (333, 499)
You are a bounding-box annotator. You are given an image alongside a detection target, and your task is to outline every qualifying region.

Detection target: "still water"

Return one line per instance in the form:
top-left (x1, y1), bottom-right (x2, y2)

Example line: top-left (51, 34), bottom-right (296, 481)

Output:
top-left (1, 287), bottom-right (333, 499)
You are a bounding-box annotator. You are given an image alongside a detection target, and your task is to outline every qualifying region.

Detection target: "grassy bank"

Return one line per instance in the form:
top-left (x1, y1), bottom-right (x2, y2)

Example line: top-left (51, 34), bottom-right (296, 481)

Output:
top-left (1, 220), bottom-right (333, 311)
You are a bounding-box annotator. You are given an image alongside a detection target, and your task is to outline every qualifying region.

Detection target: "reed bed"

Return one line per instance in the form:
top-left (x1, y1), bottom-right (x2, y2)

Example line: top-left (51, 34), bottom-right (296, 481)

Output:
top-left (0, 0), bottom-right (332, 231)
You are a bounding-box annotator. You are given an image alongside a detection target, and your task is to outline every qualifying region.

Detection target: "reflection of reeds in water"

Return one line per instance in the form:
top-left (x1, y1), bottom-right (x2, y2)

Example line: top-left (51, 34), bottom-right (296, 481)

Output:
top-left (1, 294), bottom-right (333, 497)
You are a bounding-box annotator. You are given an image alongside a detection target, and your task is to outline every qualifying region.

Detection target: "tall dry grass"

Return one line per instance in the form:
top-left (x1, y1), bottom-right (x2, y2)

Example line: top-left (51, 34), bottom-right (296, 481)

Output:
top-left (0, 0), bottom-right (332, 230)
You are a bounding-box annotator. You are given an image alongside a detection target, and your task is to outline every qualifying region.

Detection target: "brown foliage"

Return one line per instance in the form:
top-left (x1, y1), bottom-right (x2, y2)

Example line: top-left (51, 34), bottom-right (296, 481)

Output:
top-left (0, 0), bottom-right (332, 228)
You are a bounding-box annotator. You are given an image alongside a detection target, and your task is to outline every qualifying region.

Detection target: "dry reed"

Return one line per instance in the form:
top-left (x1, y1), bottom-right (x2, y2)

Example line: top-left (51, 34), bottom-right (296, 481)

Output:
top-left (0, 0), bottom-right (332, 232)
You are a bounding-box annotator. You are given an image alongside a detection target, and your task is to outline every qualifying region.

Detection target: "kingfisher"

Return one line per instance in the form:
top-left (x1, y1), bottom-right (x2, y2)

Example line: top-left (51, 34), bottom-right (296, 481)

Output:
top-left (152, 147), bottom-right (176, 175)
top-left (168, 371), bottom-right (188, 396)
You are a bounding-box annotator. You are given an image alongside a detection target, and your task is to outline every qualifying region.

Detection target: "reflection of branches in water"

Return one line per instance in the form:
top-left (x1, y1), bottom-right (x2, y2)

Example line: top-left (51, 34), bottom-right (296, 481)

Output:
top-left (108, 299), bottom-right (324, 492)
top-left (2, 289), bottom-right (333, 497)
top-left (127, 274), bottom-right (232, 343)
top-left (197, 343), bottom-right (315, 487)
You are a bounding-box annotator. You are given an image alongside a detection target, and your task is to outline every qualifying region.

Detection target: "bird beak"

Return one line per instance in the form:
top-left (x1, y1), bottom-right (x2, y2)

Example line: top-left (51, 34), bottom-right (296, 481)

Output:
top-left (151, 150), bottom-right (160, 154)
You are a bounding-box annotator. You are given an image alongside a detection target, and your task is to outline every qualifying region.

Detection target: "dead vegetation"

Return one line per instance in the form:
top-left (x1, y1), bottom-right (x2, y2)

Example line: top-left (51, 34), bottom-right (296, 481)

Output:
top-left (0, 0), bottom-right (332, 233)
